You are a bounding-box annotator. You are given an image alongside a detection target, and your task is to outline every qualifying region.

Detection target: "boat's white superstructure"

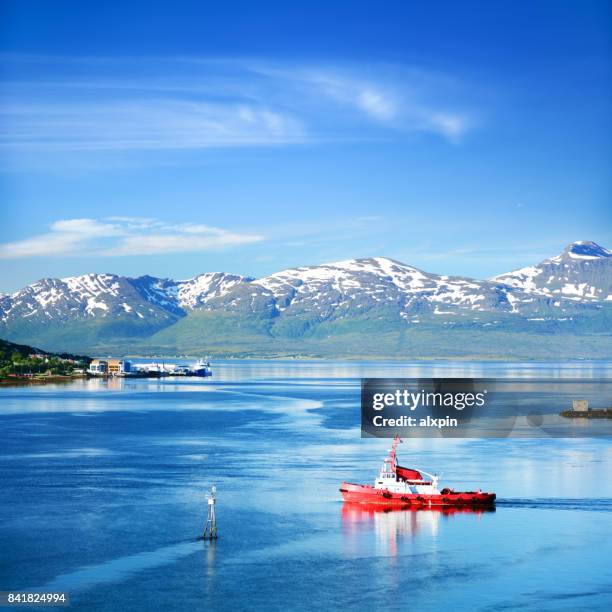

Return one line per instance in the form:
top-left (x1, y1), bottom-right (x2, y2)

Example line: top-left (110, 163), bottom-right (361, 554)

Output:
top-left (374, 442), bottom-right (439, 495)
top-left (374, 458), bottom-right (440, 495)
top-left (193, 358), bottom-right (212, 376)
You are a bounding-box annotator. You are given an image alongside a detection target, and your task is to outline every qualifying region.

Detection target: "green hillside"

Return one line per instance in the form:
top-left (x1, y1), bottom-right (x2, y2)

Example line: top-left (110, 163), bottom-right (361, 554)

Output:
top-left (0, 338), bottom-right (90, 378)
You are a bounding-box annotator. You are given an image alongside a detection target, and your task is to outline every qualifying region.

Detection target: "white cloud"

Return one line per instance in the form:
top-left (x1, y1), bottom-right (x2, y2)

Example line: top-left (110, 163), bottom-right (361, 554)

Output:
top-left (1, 232), bottom-right (83, 259)
top-left (0, 218), bottom-right (264, 259)
top-left (0, 56), bottom-right (477, 153)
top-left (108, 224), bottom-right (263, 256)
top-left (249, 63), bottom-right (472, 139)
top-left (357, 89), bottom-right (396, 121)
top-left (50, 218), bottom-right (123, 236)
top-left (1, 100), bottom-right (305, 151)
top-left (426, 112), bottom-right (469, 140)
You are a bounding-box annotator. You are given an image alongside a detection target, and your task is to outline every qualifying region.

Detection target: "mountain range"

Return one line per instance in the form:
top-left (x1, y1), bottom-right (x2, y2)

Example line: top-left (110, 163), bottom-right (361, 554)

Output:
top-left (1, 241), bottom-right (610, 359)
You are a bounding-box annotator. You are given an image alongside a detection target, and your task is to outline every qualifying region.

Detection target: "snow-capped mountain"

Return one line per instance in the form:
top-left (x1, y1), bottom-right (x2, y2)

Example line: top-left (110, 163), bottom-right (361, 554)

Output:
top-left (0, 271), bottom-right (252, 327)
top-left (0, 274), bottom-right (170, 327)
top-left (202, 256), bottom-right (559, 319)
top-left (0, 241), bottom-right (609, 356)
top-left (490, 241), bottom-right (611, 302)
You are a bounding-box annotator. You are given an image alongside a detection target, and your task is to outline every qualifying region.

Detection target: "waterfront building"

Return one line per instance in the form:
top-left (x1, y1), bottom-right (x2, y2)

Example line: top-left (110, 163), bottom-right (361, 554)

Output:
top-left (88, 359), bottom-right (108, 375)
top-left (106, 359), bottom-right (132, 375)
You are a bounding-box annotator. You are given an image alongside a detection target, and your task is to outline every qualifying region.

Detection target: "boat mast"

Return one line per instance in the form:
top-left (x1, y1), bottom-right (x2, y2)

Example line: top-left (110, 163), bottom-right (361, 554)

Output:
top-left (389, 435), bottom-right (402, 473)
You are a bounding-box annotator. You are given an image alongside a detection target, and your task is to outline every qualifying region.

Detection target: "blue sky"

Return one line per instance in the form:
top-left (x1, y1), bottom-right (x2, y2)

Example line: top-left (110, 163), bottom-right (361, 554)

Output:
top-left (0, 0), bottom-right (611, 292)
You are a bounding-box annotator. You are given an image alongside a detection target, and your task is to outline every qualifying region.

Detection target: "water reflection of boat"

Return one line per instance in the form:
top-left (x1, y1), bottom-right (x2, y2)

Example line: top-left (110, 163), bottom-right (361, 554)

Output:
top-left (342, 502), bottom-right (495, 522)
top-left (340, 436), bottom-right (496, 507)
top-left (341, 502), bottom-right (494, 555)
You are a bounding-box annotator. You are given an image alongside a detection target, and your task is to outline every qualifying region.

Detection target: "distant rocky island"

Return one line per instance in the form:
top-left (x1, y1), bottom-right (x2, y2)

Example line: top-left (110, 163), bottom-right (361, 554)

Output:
top-left (1, 241), bottom-right (610, 359)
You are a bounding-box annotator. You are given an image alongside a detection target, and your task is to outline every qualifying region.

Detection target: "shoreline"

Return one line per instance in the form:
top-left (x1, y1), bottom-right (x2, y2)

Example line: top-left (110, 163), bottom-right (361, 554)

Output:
top-left (560, 409), bottom-right (612, 419)
top-left (0, 375), bottom-right (86, 387)
top-left (121, 355), bottom-right (612, 363)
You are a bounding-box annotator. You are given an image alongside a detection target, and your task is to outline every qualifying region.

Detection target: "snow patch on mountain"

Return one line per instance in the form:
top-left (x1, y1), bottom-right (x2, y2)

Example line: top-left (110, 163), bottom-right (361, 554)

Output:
top-left (176, 272), bottom-right (250, 308)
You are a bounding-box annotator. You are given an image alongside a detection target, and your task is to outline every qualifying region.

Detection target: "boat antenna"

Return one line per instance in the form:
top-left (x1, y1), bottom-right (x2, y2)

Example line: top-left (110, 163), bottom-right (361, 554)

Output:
top-left (389, 435), bottom-right (402, 472)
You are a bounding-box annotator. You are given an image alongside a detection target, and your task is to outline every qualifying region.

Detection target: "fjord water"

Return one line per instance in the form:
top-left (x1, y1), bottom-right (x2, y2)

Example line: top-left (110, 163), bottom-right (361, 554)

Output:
top-left (1, 361), bottom-right (611, 611)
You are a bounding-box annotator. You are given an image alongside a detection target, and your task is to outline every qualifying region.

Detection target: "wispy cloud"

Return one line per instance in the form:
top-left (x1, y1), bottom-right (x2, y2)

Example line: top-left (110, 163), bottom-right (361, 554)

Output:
top-left (0, 55), bottom-right (477, 154)
top-left (0, 100), bottom-right (305, 151)
top-left (0, 217), bottom-right (263, 259)
top-left (265, 64), bottom-right (472, 140)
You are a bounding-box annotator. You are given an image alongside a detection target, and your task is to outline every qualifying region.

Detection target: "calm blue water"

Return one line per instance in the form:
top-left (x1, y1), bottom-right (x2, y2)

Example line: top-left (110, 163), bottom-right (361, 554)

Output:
top-left (1, 360), bottom-right (611, 611)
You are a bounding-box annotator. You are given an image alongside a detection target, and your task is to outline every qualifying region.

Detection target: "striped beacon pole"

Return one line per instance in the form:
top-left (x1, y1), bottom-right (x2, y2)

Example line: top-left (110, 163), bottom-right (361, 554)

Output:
top-left (203, 485), bottom-right (218, 540)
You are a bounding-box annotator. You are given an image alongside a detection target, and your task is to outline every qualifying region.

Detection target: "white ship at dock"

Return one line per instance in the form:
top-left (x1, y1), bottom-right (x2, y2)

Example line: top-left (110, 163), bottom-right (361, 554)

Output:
top-left (132, 358), bottom-right (212, 377)
top-left (88, 358), bottom-right (212, 378)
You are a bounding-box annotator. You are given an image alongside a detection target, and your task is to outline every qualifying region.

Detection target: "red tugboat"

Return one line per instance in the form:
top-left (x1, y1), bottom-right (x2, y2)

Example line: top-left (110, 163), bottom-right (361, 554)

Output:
top-left (340, 436), bottom-right (495, 508)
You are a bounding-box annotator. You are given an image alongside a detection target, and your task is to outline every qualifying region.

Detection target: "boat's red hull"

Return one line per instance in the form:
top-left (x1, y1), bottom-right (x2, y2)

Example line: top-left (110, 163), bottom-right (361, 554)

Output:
top-left (340, 482), bottom-right (496, 507)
